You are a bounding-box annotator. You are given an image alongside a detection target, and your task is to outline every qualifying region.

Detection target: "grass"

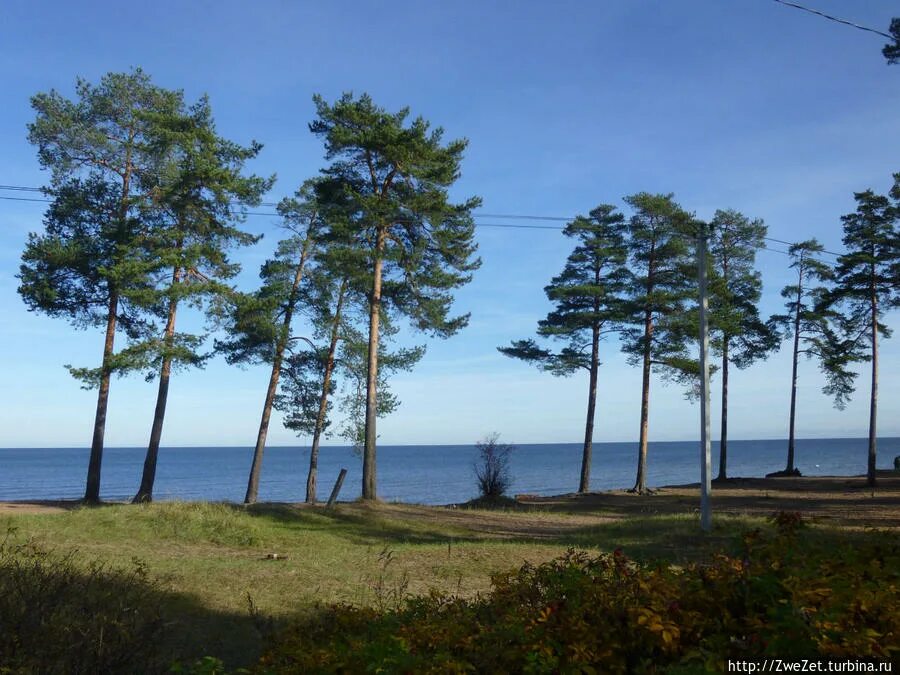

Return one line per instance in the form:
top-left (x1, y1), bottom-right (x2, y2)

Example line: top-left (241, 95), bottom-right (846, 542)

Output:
top-left (0, 500), bottom-right (758, 667)
top-left (3, 478), bottom-right (897, 669)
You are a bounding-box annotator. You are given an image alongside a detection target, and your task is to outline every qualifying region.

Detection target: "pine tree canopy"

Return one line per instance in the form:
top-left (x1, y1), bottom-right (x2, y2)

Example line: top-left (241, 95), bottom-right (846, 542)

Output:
top-left (309, 92), bottom-right (481, 337)
top-left (499, 204), bottom-right (630, 375)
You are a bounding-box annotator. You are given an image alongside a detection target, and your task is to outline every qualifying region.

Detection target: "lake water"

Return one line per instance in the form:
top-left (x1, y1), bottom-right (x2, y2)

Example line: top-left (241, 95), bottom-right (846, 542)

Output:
top-left (1, 438), bottom-right (897, 505)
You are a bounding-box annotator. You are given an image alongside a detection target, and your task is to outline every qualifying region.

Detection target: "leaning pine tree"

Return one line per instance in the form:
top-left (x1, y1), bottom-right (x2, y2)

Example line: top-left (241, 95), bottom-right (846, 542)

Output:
top-left (277, 267), bottom-right (352, 504)
top-left (827, 181), bottom-right (899, 487)
top-left (20, 70), bottom-right (183, 503)
top-left (499, 205), bottom-right (630, 493)
top-left (131, 97), bottom-right (271, 503)
top-left (620, 193), bottom-right (698, 495)
top-left (215, 181), bottom-right (325, 503)
top-left (769, 239), bottom-right (857, 476)
top-left (309, 93), bottom-right (481, 500)
top-left (706, 209), bottom-right (779, 481)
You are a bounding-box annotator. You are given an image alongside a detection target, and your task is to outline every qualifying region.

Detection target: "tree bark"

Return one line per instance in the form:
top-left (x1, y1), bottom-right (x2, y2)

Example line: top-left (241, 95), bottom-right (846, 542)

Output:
top-left (867, 272), bottom-right (878, 488)
top-left (244, 242), bottom-right (311, 504)
top-left (632, 309), bottom-right (653, 494)
top-left (579, 323), bottom-right (601, 494)
top-left (716, 249), bottom-right (730, 482)
top-left (84, 148), bottom-right (133, 504)
top-left (362, 230), bottom-right (386, 501)
top-left (84, 291), bottom-right (119, 504)
top-left (133, 265), bottom-right (182, 503)
top-left (717, 338), bottom-right (729, 481)
top-left (306, 280), bottom-right (347, 504)
top-left (786, 279), bottom-right (802, 473)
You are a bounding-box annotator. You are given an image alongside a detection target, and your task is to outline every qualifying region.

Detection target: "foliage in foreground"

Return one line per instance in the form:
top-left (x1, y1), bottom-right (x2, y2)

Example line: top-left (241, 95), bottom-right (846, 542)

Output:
top-left (0, 529), bottom-right (169, 674)
top-left (255, 515), bottom-right (898, 674)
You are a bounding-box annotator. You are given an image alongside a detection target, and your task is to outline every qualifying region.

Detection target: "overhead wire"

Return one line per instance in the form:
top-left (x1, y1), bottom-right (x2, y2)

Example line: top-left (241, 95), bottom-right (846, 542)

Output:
top-left (0, 182), bottom-right (847, 260)
top-left (771, 0), bottom-right (895, 41)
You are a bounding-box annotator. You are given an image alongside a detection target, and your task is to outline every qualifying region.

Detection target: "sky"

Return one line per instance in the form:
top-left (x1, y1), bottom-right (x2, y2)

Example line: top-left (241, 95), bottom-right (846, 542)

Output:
top-left (0, 0), bottom-right (897, 449)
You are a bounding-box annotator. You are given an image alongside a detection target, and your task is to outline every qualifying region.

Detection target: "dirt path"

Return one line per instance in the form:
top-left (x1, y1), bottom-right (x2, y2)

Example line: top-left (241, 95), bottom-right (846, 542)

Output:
top-left (304, 472), bottom-right (900, 539)
top-left (514, 472), bottom-right (900, 529)
top-left (0, 500), bottom-right (79, 515)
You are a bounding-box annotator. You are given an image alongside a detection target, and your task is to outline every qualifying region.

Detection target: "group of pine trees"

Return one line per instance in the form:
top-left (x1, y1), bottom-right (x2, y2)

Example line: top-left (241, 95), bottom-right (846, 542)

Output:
top-left (16, 70), bottom-right (899, 504)
top-left (501, 190), bottom-right (898, 492)
top-left (18, 71), bottom-right (480, 504)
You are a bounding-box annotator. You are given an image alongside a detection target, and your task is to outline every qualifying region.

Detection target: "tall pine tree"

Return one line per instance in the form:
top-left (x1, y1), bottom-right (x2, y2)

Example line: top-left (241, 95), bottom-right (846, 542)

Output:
top-left (20, 70), bottom-right (183, 503)
top-left (215, 181), bottom-right (325, 503)
top-left (499, 205), bottom-right (629, 493)
top-left (309, 93), bottom-right (480, 500)
top-left (706, 209), bottom-right (778, 480)
top-left (828, 182), bottom-right (899, 487)
top-left (769, 240), bottom-right (856, 476)
top-left (131, 96), bottom-right (271, 503)
top-left (620, 193), bottom-right (698, 495)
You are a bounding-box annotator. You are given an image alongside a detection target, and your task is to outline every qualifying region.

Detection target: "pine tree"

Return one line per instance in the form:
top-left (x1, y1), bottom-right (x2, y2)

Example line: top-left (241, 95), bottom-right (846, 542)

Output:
top-left (706, 209), bottom-right (779, 481)
top-left (309, 93), bottom-right (481, 500)
top-left (620, 193), bottom-right (698, 494)
top-left (498, 205), bottom-right (629, 493)
top-left (276, 262), bottom-right (353, 504)
top-left (215, 181), bottom-right (324, 503)
top-left (828, 183), bottom-right (899, 487)
top-left (333, 327), bottom-right (424, 452)
top-left (20, 70), bottom-right (184, 503)
top-left (769, 240), bottom-right (856, 476)
top-left (131, 97), bottom-right (271, 503)
top-left (883, 18), bottom-right (900, 64)
top-left (277, 287), bottom-right (423, 503)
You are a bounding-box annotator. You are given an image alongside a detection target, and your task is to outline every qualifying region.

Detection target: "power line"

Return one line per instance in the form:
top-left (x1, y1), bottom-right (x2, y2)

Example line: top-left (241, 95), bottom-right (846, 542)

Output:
top-left (771, 0), bottom-right (894, 41)
top-left (0, 183), bottom-right (846, 256)
top-left (0, 185), bottom-right (41, 192)
top-left (477, 212), bottom-right (571, 222)
top-left (0, 195), bottom-right (49, 203)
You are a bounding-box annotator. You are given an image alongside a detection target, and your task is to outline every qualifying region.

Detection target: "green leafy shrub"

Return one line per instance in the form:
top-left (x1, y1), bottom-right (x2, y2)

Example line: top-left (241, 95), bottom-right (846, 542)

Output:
top-left (257, 514), bottom-right (899, 673)
top-left (0, 529), bottom-right (169, 674)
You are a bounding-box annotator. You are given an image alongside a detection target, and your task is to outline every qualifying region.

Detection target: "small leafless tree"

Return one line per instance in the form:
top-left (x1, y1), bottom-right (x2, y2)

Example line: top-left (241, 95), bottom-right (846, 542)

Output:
top-left (474, 433), bottom-right (515, 499)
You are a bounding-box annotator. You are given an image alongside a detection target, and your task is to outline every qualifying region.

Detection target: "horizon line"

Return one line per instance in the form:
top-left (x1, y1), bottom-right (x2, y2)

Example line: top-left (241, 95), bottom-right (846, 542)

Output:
top-left (2, 435), bottom-right (898, 450)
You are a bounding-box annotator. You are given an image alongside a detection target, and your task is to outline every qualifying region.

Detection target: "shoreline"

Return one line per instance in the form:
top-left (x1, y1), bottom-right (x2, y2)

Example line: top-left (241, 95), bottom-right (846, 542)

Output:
top-left (3, 472), bottom-right (898, 527)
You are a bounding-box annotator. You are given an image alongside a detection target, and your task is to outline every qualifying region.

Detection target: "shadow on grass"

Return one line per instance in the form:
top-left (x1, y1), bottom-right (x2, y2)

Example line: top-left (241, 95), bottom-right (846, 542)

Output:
top-left (235, 500), bottom-right (755, 563)
top-left (237, 494), bottom-right (898, 565)
top-left (0, 539), bottom-right (268, 672)
top-left (246, 501), bottom-right (493, 547)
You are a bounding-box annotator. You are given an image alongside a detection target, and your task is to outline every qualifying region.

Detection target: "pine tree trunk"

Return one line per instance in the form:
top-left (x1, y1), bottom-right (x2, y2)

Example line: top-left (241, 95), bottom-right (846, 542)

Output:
top-left (84, 153), bottom-right (133, 504)
top-left (245, 244), bottom-right (311, 504)
top-left (307, 281), bottom-right (347, 504)
top-left (786, 284), bottom-right (802, 473)
top-left (867, 280), bottom-right (878, 488)
top-left (362, 231), bottom-right (386, 501)
top-left (717, 338), bottom-right (729, 481)
top-left (579, 323), bottom-right (600, 494)
top-left (133, 266), bottom-right (182, 503)
top-left (84, 291), bottom-right (119, 504)
top-left (632, 309), bottom-right (653, 494)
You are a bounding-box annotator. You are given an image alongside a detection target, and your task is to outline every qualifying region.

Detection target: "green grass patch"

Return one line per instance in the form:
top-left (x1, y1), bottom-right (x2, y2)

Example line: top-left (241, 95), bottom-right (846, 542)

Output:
top-left (0, 501), bottom-right (856, 669)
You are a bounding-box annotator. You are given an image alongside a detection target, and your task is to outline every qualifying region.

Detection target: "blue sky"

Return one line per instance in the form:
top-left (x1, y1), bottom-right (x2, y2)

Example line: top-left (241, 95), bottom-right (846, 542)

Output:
top-left (0, 0), bottom-right (897, 449)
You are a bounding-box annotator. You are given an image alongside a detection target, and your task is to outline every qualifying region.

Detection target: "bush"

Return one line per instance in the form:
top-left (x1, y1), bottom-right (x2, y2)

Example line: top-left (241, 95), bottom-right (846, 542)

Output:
top-left (473, 432), bottom-right (515, 500)
top-left (0, 528), bottom-right (169, 674)
top-left (256, 515), bottom-right (899, 673)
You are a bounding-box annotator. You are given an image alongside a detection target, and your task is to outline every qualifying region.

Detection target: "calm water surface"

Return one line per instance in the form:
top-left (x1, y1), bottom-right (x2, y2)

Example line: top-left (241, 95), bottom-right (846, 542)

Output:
top-left (1, 438), bottom-right (897, 505)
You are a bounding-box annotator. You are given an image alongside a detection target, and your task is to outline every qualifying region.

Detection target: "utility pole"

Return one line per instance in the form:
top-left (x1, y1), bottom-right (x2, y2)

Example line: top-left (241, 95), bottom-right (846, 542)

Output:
top-left (698, 221), bottom-right (712, 532)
